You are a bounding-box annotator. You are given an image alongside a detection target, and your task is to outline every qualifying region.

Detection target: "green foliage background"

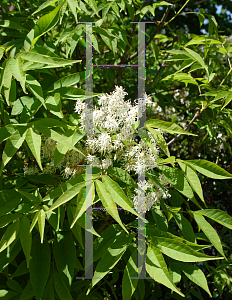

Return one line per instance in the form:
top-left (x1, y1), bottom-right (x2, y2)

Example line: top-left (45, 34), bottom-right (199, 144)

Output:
top-left (0, 0), bottom-right (232, 299)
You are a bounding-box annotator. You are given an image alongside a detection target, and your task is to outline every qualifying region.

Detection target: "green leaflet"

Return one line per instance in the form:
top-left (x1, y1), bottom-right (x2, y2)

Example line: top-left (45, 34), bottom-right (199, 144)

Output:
top-left (122, 249), bottom-right (139, 300)
top-left (0, 189), bottom-right (23, 218)
top-left (193, 213), bottom-right (225, 257)
top-left (41, 276), bottom-right (54, 300)
top-left (38, 210), bottom-right (45, 243)
top-left (151, 208), bottom-right (168, 232)
top-left (174, 262), bottom-right (212, 296)
top-left (47, 180), bottom-right (86, 212)
top-left (7, 279), bottom-right (22, 293)
top-left (171, 211), bottom-right (196, 243)
top-left (53, 272), bottom-right (73, 300)
top-left (26, 128), bottom-right (43, 170)
top-left (19, 216), bottom-right (32, 268)
top-left (146, 119), bottom-right (197, 136)
top-left (0, 213), bottom-right (21, 229)
top-left (19, 280), bottom-right (35, 300)
top-left (184, 47), bottom-right (205, 68)
top-left (46, 72), bottom-right (85, 92)
top-left (8, 57), bottom-right (26, 93)
top-left (67, 0), bottom-right (78, 23)
top-left (139, 133), bottom-right (159, 157)
top-left (146, 127), bottom-right (171, 159)
top-left (46, 93), bottom-right (63, 119)
top-left (30, 211), bottom-right (40, 233)
top-left (95, 180), bottom-right (128, 233)
top-left (32, 3), bottom-right (63, 47)
top-left (194, 209), bottom-right (232, 230)
top-left (149, 236), bottom-right (223, 262)
top-left (0, 220), bottom-right (20, 252)
top-left (70, 183), bottom-right (95, 228)
top-left (53, 231), bottom-right (76, 288)
top-left (178, 160), bottom-right (205, 204)
top-left (93, 224), bottom-right (125, 262)
top-left (1, 61), bottom-right (12, 105)
top-left (101, 175), bottom-right (142, 220)
top-left (185, 160), bottom-right (232, 179)
top-left (33, 124), bottom-right (85, 157)
top-left (20, 52), bottom-right (81, 69)
top-left (0, 126), bottom-right (27, 175)
top-left (0, 124), bottom-right (16, 144)
top-left (32, 0), bottom-right (58, 15)
top-left (0, 290), bottom-right (18, 299)
top-left (67, 205), bottom-right (83, 248)
top-left (29, 233), bottom-right (51, 300)
top-left (87, 231), bottom-right (134, 294)
top-left (107, 167), bottom-right (137, 188)
top-left (158, 165), bottom-right (194, 199)
top-left (26, 75), bottom-right (46, 109)
top-left (146, 245), bottom-right (184, 297)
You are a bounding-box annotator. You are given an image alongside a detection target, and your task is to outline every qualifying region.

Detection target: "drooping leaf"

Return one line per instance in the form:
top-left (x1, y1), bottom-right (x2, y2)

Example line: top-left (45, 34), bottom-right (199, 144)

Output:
top-left (33, 124), bottom-right (85, 157)
top-left (32, 0), bottom-right (58, 15)
top-left (19, 280), bottom-right (35, 300)
top-left (185, 160), bottom-right (232, 179)
top-left (178, 160), bottom-right (205, 204)
top-left (46, 72), bottom-right (85, 91)
top-left (26, 75), bottom-right (46, 108)
top-left (47, 179), bottom-right (86, 212)
top-left (95, 180), bottom-right (128, 233)
top-left (0, 189), bottom-right (23, 218)
top-left (53, 231), bottom-right (76, 288)
top-left (46, 93), bottom-right (63, 119)
top-left (0, 125), bottom-right (16, 144)
top-left (176, 262), bottom-right (212, 296)
top-left (149, 236), bottom-right (223, 262)
top-left (146, 119), bottom-right (197, 136)
top-left (70, 183), bottom-right (95, 228)
top-left (38, 210), bottom-right (46, 243)
top-left (20, 52), bottom-right (81, 69)
top-left (0, 220), bottom-right (20, 252)
top-left (195, 209), bottom-right (232, 230)
top-left (87, 231), bottom-right (134, 294)
top-left (53, 271), bottom-right (73, 300)
top-left (193, 213), bottom-right (225, 257)
top-left (19, 216), bottom-right (32, 268)
top-left (0, 213), bottom-right (21, 229)
top-left (122, 249), bottom-right (139, 300)
top-left (107, 167), bottom-right (137, 188)
top-left (0, 127), bottom-right (27, 174)
top-left (29, 233), bottom-right (51, 300)
top-left (172, 212), bottom-right (196, 243)
top-left (8, 57), bottom-right (26, 93)
top-left (146, 127), bottom-right (171, 159)
top-left (32, 4), bottom-right (63, 47)
top-left (101, 175), bottom-right (141, 219)
top-left (67, 206), bottom-right (83, 249)
top-left (146, 245), bottom-right (184, 297)
top-left (158, 165), bottom-right (194, 199)
top-left (26, 128), bottom-right (43, 170)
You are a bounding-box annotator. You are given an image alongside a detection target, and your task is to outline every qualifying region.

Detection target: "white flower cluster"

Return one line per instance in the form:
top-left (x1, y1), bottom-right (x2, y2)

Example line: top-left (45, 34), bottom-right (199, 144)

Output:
top-left (29, 86), bottom-right (170, 213)
top-left (132, 174), bottom-right (170, 213)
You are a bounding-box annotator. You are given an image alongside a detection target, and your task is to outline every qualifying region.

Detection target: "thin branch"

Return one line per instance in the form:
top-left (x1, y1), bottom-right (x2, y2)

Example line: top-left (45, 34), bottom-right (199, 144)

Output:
top-left (146, 36), bottom-right (177, 92)
top-left (167, 109), bottom-right (201, 146)
top-left (222, 44), bottom-right (232, 70)
top-left (146, 62), bottom-right (166, 92)
top-left (127, 5), bottom-right (172, 64)
top-left (112, 0), bottom-right (153, 87)
top-left (166, 0), bottom-right (191, 25)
